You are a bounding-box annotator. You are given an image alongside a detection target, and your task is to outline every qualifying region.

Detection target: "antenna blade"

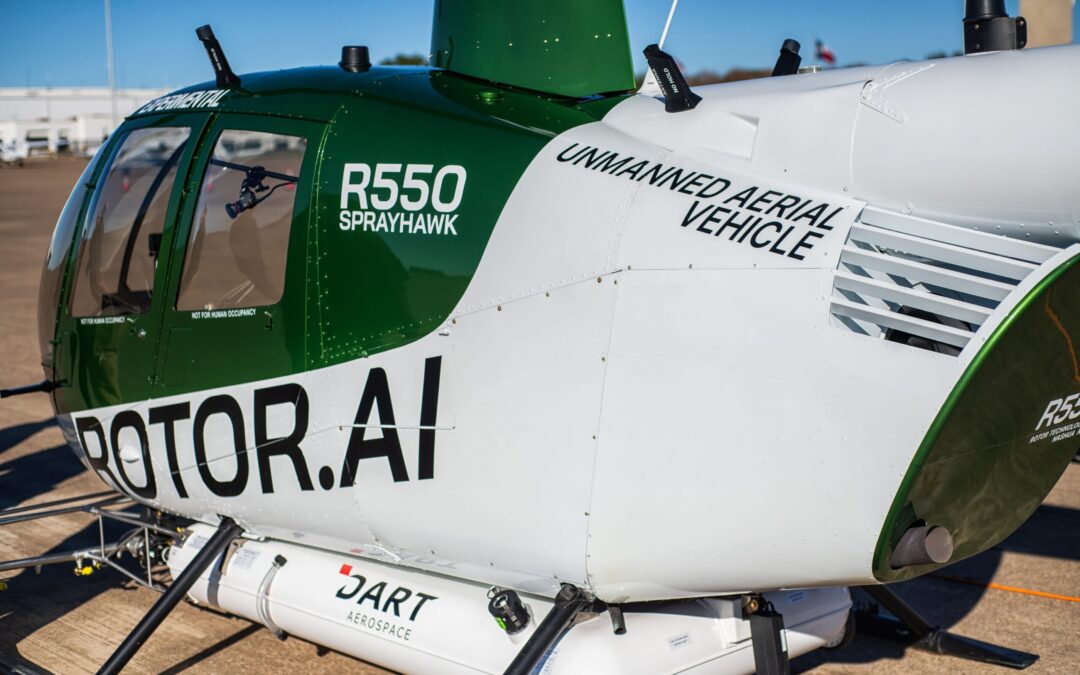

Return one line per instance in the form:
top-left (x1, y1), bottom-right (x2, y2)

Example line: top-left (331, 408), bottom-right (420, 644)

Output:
top-left (195, 24), bottom-right (241, 88)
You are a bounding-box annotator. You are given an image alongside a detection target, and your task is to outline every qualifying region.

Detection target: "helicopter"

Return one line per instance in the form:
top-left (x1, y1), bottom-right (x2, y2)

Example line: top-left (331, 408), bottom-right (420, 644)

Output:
top-left (2, 0), bottom-right (1078, 672)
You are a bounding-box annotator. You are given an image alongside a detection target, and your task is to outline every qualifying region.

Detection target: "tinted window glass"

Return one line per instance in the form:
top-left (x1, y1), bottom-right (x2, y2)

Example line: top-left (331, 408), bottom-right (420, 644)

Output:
top-left (177, 130), bottom-right (306, 311)
top-left (37, 148), bottom-right (106, 369)
top-left (69, 127), bottom-right (190, 317)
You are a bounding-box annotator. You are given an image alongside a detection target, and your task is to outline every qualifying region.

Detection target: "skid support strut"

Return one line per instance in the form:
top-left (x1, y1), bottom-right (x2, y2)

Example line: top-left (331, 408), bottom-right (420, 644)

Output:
top-left (858, 584), bottom-right (1037, 669)
top-left (504, 584), bottom-right (591, 675)
top-left (97, 517), bottom-right (243, 675)
top-left (746, 595), bottom-right (790, 675)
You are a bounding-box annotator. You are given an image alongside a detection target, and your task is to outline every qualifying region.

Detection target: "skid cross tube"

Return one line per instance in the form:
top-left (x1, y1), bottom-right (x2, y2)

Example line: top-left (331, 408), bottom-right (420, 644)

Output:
top-left (504, 584), bottom-right (591, 675)
top-left (97, 517), bottom-right (242, 675)
top-left (859, 584), bottom-right (1038, 669)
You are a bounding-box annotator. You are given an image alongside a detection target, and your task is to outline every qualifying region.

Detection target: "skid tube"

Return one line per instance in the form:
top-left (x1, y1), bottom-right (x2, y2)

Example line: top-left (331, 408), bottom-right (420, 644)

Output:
top-left (856, 584), bottom-right (1037, 669)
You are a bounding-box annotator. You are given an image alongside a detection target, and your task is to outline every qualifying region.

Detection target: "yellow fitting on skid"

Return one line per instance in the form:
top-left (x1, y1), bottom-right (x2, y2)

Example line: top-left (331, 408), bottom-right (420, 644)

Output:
top-left (74, 565), bottom-right (95, 577)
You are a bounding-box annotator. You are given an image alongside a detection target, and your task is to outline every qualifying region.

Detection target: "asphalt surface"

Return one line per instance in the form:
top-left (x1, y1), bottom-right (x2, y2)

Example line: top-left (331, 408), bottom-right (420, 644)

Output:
top-left (1, 158), bottom-right (1077, 674)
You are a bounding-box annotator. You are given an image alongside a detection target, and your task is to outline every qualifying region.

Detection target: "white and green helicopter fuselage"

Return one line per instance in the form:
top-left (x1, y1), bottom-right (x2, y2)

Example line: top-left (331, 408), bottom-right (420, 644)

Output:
top-left (31, 2), bottom-right (1080, 672)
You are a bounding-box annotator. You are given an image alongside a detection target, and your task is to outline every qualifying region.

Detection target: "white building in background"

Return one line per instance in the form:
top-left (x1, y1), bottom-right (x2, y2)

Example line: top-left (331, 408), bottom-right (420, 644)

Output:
top-left (0, 87), bottom-right (168, 153)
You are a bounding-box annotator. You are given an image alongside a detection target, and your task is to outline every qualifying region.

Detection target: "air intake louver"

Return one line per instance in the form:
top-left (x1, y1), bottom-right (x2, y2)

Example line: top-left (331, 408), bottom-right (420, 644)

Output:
top-left (830, 207), bottom-right (1058, 355)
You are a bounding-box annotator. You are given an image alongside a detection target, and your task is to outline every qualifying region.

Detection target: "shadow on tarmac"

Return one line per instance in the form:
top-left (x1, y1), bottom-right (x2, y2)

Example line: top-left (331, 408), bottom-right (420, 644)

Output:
top-left (0, 520), bottom-right (139, 670)
top-left (0, 443), bottom-right (86, 510)
top-left (0, 418), bottom-right (251, 674)
top-left (0, 419), bottom-right (138, 671)
top-left (0, 418), bottom-right (75, 511)
top-left (794, 500), bottom-right (1080, 672)
top-left (157, 624), bottom-right (262, 675)
top-left (0, 418), bottom-right (56, 456)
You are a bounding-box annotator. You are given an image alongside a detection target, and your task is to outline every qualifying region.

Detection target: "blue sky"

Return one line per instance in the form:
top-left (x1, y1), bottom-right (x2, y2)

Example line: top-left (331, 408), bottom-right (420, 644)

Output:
top-left (0, 1), bottom-right (1071, 89)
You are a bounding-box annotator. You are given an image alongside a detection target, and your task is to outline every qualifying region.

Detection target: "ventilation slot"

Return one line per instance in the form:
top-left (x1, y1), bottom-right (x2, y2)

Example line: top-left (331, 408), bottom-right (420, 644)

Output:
top-left (830, 207), bottom-right (1057, 356)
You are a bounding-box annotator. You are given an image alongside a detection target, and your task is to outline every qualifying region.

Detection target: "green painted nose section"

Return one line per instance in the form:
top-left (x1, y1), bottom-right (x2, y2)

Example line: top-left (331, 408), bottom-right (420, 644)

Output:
top-left (875, 253), bottom-right (1080, 582)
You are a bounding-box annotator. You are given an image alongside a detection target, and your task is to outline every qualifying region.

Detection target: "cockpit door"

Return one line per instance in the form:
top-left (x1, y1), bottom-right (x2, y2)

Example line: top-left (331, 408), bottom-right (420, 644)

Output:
top-left (53, 115), bottom-right (208, 414)
top-left (154, 115), bottom-right (323, 395)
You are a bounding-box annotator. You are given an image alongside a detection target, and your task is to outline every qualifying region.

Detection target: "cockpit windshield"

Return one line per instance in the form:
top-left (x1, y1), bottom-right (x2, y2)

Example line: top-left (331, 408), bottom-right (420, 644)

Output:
top-left (68, 126), bottom-right (190, 317)
top-left (37, 147), bottom-right (105, 373)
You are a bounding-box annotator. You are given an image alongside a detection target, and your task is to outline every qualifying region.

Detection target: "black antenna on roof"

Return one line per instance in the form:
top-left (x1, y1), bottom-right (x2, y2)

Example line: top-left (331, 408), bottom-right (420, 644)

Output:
top-left (195, 24), bottom-right (241, 88)
top-left (643, 44), bottom-right (701, 113)
top-left (963, 1), bottom-right (1027, 54)
top-left (771, 39), bottom-right (802, 77)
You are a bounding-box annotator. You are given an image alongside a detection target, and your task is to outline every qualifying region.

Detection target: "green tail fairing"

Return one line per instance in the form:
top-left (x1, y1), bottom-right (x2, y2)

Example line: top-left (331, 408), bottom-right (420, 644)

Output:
top-left (874, 254), bottom-right (1080, 582)
top-left (431, 0), bottom-right (636, 98)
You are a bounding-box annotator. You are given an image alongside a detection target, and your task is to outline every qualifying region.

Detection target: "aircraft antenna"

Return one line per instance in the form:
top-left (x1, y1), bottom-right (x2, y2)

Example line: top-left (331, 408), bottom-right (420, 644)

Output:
top-left (640, 0), bottom-right (681, 94)
top-left (195, 25), bottom-right (241, 88)
top-left (657, 0), bottom-right (679, 49)
top-left (103, 0), bottom-right (117, 135)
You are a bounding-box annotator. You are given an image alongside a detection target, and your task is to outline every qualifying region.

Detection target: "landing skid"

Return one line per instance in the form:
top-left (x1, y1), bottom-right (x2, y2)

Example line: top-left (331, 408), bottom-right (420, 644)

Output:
top-left (856, 584), bottom-right (1038, 670)
top-left (499, 589), bottom-right (797, 675)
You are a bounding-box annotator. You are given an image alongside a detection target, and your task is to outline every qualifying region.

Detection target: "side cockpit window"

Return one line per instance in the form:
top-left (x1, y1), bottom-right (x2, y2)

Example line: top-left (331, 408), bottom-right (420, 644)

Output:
top-left (69, 127), bottom-right (190, 317)
top-left (177, 130), bottom-right (306, 311)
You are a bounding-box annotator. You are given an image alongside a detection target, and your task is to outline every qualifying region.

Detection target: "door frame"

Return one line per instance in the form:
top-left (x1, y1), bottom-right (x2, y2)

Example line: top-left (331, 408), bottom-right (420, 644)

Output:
top-left (151, 113), bottom-right (326, 395)
top-left (53, 112), bottom-right (213, 413)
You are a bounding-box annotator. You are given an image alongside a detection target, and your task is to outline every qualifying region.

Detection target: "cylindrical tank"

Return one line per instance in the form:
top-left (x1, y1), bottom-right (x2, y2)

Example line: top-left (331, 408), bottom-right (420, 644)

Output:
top-left (169, 523), bottom-right (851, 673)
